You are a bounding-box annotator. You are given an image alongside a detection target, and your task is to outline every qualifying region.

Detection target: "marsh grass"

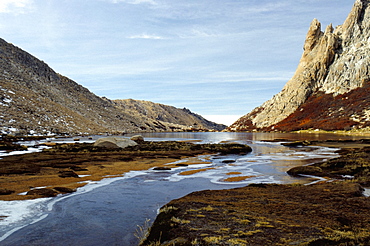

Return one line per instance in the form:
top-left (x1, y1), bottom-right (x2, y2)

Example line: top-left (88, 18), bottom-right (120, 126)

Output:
top-left (255, 221), bottom-right (275, 228)
top-left (134, 218), bottom-right (152, 245)
top-left (222, 175), bottom-right (256, 182)
top-left (322, 228), bottom-right (370, 243)
top-left (171, 216), bottom-right (190, 224)
top-left (226, 172), bottom-right (242, 175)
top-left (203, 236), bottom-right (223, 244)
top-left (226, 238), bottom-right (248, 246)
top-left (159, 206), bottom-right (178, 214)
top-left (179, 168), bottom-right (215, 176)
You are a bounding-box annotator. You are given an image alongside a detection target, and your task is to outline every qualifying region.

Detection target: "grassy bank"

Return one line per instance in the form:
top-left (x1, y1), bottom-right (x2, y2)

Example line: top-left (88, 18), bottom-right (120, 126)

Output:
top-left (141, 140), bottom-right (370, 246)
top-left (0, 141), bottom-right (251, 201)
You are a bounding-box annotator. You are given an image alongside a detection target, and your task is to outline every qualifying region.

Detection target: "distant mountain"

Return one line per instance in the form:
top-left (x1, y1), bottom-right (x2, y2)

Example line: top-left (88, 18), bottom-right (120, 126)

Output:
top-left (0, 38), bottom-right (225, 135)
top-left (113, 99), bottom-right (226, 132)
top-left (229, 0), bottom-right (370, 132)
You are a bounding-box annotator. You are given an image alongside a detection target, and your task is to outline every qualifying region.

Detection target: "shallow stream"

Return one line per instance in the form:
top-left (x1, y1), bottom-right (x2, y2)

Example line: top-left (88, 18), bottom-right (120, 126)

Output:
top-left (0, 132), bottom-right (360, 245)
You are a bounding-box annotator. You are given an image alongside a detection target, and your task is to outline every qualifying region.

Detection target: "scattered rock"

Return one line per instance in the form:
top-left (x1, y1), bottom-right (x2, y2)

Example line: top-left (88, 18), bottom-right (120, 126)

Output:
top-left (26, 188), bottom-right (59, 197)
top-left (282, 140), bottom-right (311, 147)
top-left (58, 170), bottom-right (79, 178)
top-left (286, 146), bottom-right (370, 184)
top-left (130, 135), bottom-right (144, 143)
top-left (94, 137), bottom-right (138, 149)
top-left (53, 187), bottom-right (76, 193)
top-left (0, 141), bottom-right (27, 151)
top-left (153, 167), bottom-right (172, 171)
top-left (175, 164), bottom-right (188, 167)
top-left (0, 216), bottom-right (8, 221)
top-left (0, 141), bottom-right (252, 200)
top-left (0, 189), bottom-right (14, 195)
top-left (287, 165), bottom-right (324, 176)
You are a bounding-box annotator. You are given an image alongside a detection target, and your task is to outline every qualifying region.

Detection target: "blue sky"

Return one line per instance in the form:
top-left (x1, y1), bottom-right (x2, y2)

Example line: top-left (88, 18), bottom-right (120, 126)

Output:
top-left (0, 0), bottom-right (354, 125)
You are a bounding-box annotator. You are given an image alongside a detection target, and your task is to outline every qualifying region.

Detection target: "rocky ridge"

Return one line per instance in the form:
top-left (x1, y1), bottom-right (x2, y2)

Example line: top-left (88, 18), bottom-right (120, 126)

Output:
top-left (229, 0), bottom-right (370, 132)
top-left (0, 38), bottom-right (225, 135)
top-left (114, 99), bottom-right (225, 132)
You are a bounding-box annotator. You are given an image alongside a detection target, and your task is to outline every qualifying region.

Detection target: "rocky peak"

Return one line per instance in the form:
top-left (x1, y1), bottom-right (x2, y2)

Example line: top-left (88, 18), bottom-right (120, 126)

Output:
top-left (341, 0), bottom-right (369, 43)
top-left (303, 18), bottom-right (322, 52)
top-left (229, 0), bottom-right (370, 131)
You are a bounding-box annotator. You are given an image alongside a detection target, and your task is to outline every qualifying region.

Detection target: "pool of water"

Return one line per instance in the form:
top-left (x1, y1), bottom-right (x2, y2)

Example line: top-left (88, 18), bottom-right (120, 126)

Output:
top-left (0, 132), bottom-right (352, 245)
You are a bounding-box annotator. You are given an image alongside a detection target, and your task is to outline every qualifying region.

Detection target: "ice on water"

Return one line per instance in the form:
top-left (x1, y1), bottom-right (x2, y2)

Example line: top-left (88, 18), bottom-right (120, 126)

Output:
top-left (0, 134), bottom-right (341, 242)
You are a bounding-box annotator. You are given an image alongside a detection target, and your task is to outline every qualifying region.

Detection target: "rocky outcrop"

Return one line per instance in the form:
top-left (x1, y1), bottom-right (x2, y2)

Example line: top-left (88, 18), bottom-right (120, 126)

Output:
top-left (130, 135), bottom-right (144, 143)
top-left (93, 137), bottom-right (138, 149)
top-left (229, 0), bottom-right (370, 132)
top-left (26, 188), bottom-right (59, 197)
top-left (0, 38), bottom-right (225, 135)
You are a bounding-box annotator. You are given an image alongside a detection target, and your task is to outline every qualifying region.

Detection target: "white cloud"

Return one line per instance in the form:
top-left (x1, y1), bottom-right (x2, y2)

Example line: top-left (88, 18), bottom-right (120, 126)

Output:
top-left (209, 71), bottom-right (293, 83)
top-left (111, 0), bottom-right (157, 5)
top-left (0, 0), bottom-right (33, 14)
top-left (180, 28), bottom-right (221, 39)
top-left (245, 2), bottom-right (289, 14)
top-left (128, 33), bottom-right (165, 39)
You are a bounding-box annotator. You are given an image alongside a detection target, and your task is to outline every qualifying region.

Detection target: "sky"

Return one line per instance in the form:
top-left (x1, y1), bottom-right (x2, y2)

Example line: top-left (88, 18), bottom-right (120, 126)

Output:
top-left (0, 0), bottom-right (355, 125)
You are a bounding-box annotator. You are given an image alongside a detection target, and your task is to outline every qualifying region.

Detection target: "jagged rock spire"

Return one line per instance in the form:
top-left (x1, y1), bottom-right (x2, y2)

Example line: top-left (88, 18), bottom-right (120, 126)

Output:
top-left (229, 0), bottom-right (370, 131)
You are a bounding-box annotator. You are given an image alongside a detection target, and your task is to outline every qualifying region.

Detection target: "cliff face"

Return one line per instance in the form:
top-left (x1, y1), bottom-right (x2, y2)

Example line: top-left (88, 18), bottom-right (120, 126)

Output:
top-left (229, 0), bottom-right (370, 132)
top-left (0, 38), bottom-right (225, 135)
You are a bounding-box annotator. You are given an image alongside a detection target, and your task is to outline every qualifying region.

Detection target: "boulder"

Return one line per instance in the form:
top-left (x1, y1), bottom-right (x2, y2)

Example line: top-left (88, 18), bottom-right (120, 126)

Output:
top-left (130, 135), bottom-right (144, 143)
top-left (27, 188), bottom-right (59, 197)
top-left (53, 187), bottom-right (76, 193)
top-left (94, 137), bottom-right (138, 149)
top-left (58, 170), bottom-right (79, 178)
top-left (287, 165), bottom-right (324, 176)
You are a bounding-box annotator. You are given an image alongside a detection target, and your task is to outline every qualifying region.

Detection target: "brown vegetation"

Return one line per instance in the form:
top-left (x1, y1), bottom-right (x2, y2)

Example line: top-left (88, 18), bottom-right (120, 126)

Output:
top-left (288, 146), bottom-right (370, 186)
top-left (0, 141), bottom-right (251, 200)
top-left (142, 182), bottom-right (370, 246)
top-left (270, 83), bottom-right (370, 131)
top-left (222, 175), bottom-right (256, 182)
top-left (142, 140), bottom-right (370, 246)
top-left (179, 168), bottom-right (215, 176)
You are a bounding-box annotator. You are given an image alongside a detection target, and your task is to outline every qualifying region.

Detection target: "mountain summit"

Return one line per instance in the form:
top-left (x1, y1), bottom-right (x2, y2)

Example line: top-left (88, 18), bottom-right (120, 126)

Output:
top-left (0, 38), bottom-right (225, 135)
top-left (229, 0), bottom-right (370, 132)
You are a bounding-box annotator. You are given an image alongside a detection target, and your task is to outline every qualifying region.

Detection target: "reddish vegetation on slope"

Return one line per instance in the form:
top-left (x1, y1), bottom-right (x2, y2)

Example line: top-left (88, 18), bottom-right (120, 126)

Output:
top-left (270, 81), bottom-right (370, 131)
top-left (229, 107), bottom-right (263, 131)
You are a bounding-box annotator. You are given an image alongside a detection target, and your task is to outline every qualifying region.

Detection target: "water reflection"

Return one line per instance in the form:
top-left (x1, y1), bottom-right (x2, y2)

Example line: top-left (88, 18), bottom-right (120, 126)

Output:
top-left (0, 132), bottom-right (345, 246)
top-left (126, 131), bottom-right (365, 143)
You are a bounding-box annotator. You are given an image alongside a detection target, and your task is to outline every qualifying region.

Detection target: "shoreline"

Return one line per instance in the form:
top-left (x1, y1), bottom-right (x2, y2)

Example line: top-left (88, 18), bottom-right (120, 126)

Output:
top-left (142, 182), bottom-right (370, 245)
top-left (0, 140), bottom-right (251, 201)
top-left (0, 135), bottom-right (368, 245)
top-left (0, 136), bottom-right (362, 202)
top-left (141, 139), bottom-right (370, 245)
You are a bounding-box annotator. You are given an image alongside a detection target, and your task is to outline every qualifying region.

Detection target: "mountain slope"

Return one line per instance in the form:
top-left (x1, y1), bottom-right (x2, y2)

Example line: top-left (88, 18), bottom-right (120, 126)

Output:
top-left (0, 38), bottom-right (225, 135)
top-left (113, 99), bottom-right (226, 132)
top-left (229, 0), bottom-right (370, 132)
